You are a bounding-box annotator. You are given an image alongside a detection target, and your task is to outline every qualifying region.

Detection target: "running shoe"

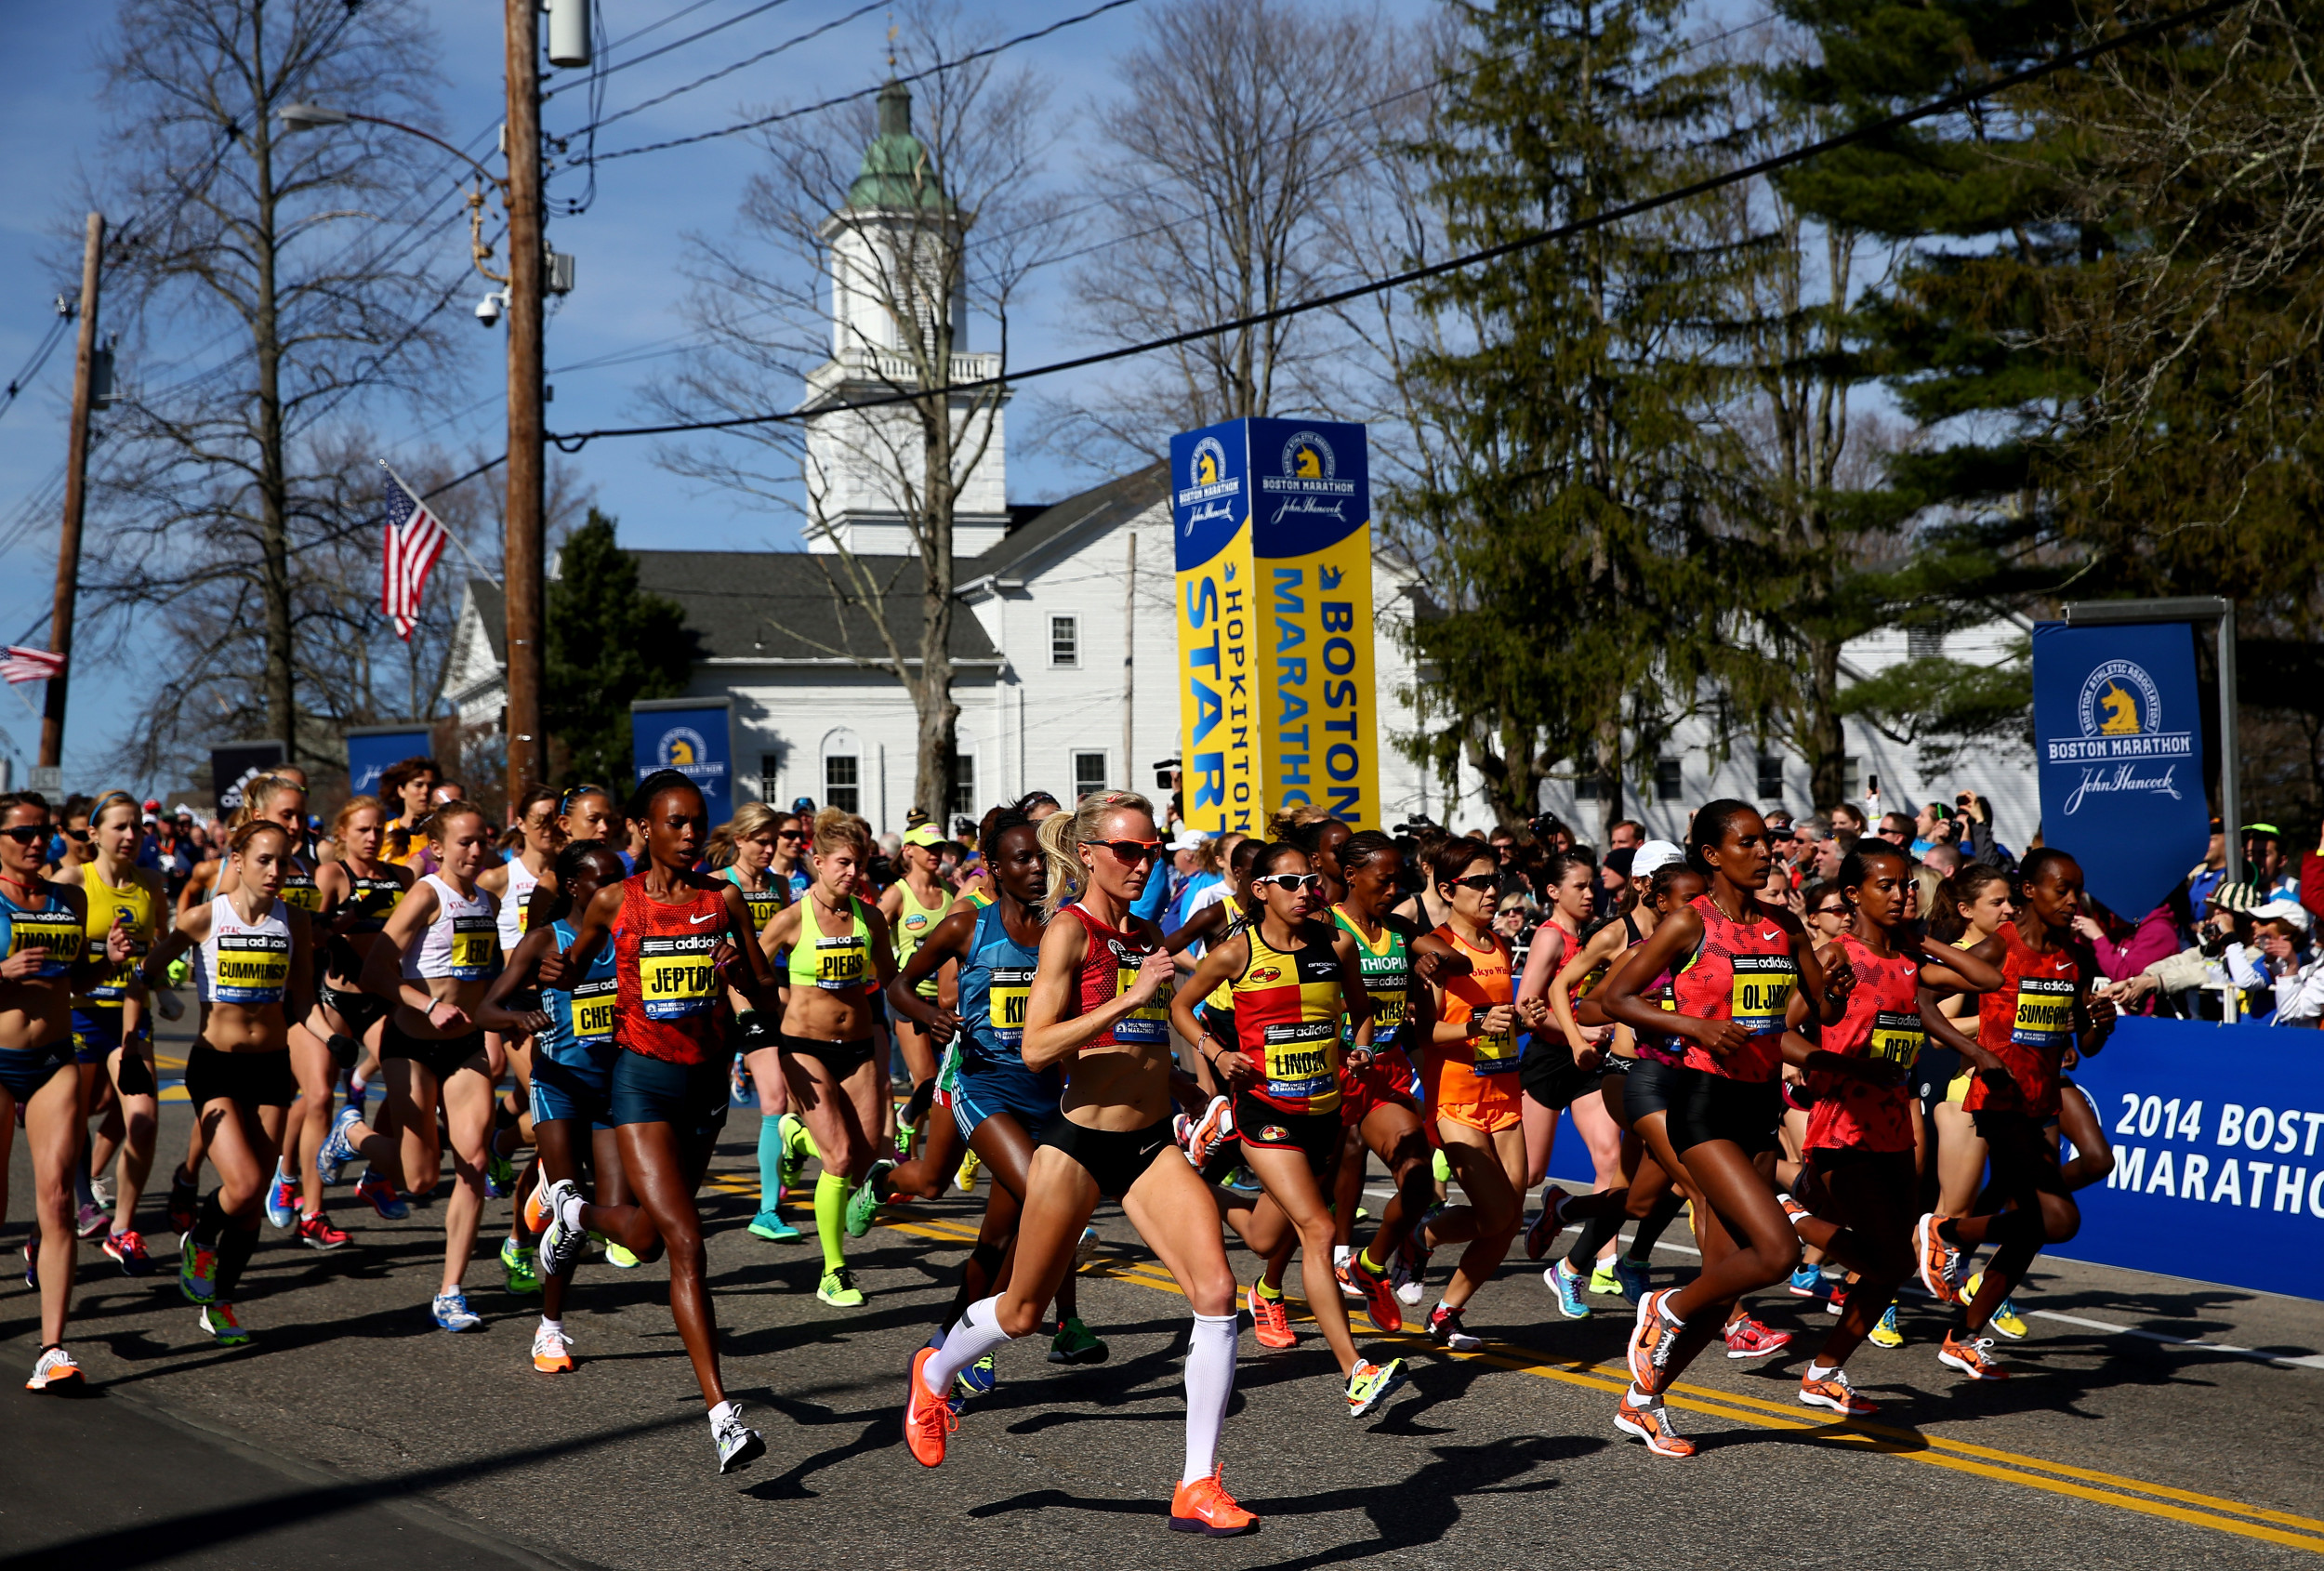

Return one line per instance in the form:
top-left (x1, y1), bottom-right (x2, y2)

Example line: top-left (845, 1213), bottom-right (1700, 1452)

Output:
top-left (1787, 1261), bottom-right (1826, 1298)
top-left (88, 1177), bottom-right (112, 1211)
top-left (954, 1148), bottom-right (981, 1192)
top-left (198, 1303), bottom-right (250, 1347)
top-left (316, 1104), bottom-right (362, 1184)
top-left (1611, 1256), bottom-right (1650, 1304)
top-left (1723, 1315), bottom-right (1791, 1359)
top-left (264, 1163), bottom-right (297, 1229)
top-left (532, 1323), bottom-right (574, 1374)
top-left (1524, 1188), bottom-right (1567, 1261)
top-left (730, 1056), bottom-right (751, 1106)
top-left (816, 1268), bottom-right (865, 1308)
top-left (954, 1352), bottom-right (997, 1402)
top-left (1074, 1225), bottom-right (1103, 1268)
top-left (166, 1168), bottom-right (198, 1234)
top-left (1427, 1302), bottom-right (1483, 1353)
top-left (1799, 1368), bottom-right (1877, 1416)
top-left (1175, 1095), bottom-right (1235, 1168)
top-left (1334, 1256), bottom-right (1364, 1300)
top-left (1389, 1248), bottom-right (1426, 1308)
top-left (1614, 1391), bottom-right (1694, 1459)
top-left (1393, 1210), bottom-right (1437, 1307)
top-left (1588, 1259), bottom-right (1621, 1297)
top-left (1049, 1316), bottom-right (1109, 1365)
top-left (844, 1160), bottom-right (892, 1238)
top-left (25, 1345), bottom-right (83, 1391)
top-left (1826, 1281), bottom-right (1850, 1317)
top-left (713, 1405), bottom-right (765, 1474)
top-left (296, 1213), bottom-right (350, 1251)
top-left (776, 1113), bottom-right (810, 1192)
top-left (22, 1236), bottom-right (35, 1289)
top-left (522, 1172), bottom-right (550, 1234)
top-left (102, 1229), bottom-right (152, 1276)
top-left (904, 1345), bottom-right (957, 1467)
top-left (500, 1235), bottom-right (541, 1296)
top-left (1432, 1148), bottom-right (1452, 1183)
top-left (603, 1240), bottom-right (641, 1269)
top-left (1913, 1212), bottom-right (1959, 1304)
top-left (353, 1170), bottom-right (408, 1221)
top-left (746, 1209), bottom-right (801, 1243)
top-left (1545, 1258), bottom-right (1591, 1320)
top-left (1775, 1190), bottom-right (1812, 1230)
top-left (1345, 1356), bottom-right (1407, 1419)
top-left (1868, 1301), bottom-right (1904, 1349)
top-left (178, 1234), bottom-right (219, 1304)
top-left (431, 1289), bottom-right (483, 1332)
top-left (76, 1198), bottom-right (112, 1239)
top-left (1248, 1283), bottom-right (1295, 1349)
top-left (1938, 1329), bottom-right (2008, 1380)
top-left (483, 1146), bottom-right (515, 1199)
top-left (537, 1180), bottom-right (586, 1279)
top-left (1347, 1251), bottom-right (1403, 1334)
top-left (1220, 1166), bottom-right (1262, 1195)
top-left (1963, 1272), bottom-right (2028, 1340)
top-left (1627, 1289), bottom-right (1681, 1390)
top-left (896, 1123), bottom-right (917, 1161)
top-left (1168, 1467), bottom-right (1258, 1537)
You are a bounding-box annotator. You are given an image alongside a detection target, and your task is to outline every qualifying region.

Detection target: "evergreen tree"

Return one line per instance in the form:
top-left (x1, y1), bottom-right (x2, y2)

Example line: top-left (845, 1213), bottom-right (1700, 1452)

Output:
top-left (544, 510), bottom-right (693, 789)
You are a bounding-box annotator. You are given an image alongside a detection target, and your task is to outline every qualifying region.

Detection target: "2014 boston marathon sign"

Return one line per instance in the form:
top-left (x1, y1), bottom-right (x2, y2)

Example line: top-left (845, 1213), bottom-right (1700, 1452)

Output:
top-left (630, 696), bottom-right (734, 825)
top-left (1171, 418), bottom-right (1382, 834)
top-left (2031, 620), bottom-right (2210, 918)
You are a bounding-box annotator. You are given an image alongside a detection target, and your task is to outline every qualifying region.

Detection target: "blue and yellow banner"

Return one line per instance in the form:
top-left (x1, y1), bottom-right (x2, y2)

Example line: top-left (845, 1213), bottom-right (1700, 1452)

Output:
top-left (1172, 418), bottom-right (1379, 832)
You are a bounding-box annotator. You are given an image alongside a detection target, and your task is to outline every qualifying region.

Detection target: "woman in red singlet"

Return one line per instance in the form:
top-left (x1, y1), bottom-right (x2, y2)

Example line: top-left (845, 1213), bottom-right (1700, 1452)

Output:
top-left (1597, 800), bottom-right (1844, 1459)
top-left (1918, 848), bottom-right (2115, 1381)
top-left (1779, 844), bottom-right (1999, 1416)
top-left (535, 771), bottom-right (782, 1474)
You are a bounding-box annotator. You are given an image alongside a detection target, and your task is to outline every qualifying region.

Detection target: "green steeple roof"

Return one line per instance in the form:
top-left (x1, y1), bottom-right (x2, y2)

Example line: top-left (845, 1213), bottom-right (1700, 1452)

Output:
top-left (847, 80), bottom-right (944, 211)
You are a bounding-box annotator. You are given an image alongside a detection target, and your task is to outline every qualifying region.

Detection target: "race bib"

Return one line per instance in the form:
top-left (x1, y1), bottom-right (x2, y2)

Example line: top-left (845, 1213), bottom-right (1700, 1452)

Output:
top-left (213, 931), bottom-right (289, 1003)
top-left (88, 906), bottom-right (147, 1001)
top-left (743, 889), bottom-right (784, 933)
top-left (8, 910), bottom-right (81, 979)
top-left (813, 935), bottom-right (866, 991)
top-left (1472, 1016), bottom-right (1518, 1071)
top-left (448, 913), bottom-right (499, 980)
top-left (1261, 1019), bottom-right (1338, 1100)
top-left (571, 974), bottom-right (616, 1043)
top-left (1111, 945), bottom-right (1171, 1044)
top-left (2011, 977), bottom-right (2074, 1048)
top-left (986, 963), bottom-right (1033, 1047)
top-left (640, 932), bottom-right (720, 1019)
top-left (1868, 1008), bottom-right (1924, 1070)
top-left (1730, 955), bottom-right (1798, 1034)
top-left (280, 877), bottom-right (324, 913)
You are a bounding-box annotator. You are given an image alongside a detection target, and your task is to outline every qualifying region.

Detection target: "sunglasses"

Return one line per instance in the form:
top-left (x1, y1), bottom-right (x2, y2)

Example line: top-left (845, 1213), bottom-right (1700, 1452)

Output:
top-left (1094, 838), bottom-right (1163, 861)
top-left (1446, 873), bottom-right (1499, 893)
top-left (2, 825), bottom-right (47, 844)
top-left (777, 829), bottom-right (805, 842)
top-left (1255, 872), bottom-right (1323, 894)
top-left (1813, 904), bottom-right (1845, 918)
top-left (63, 827), bottom-right (89, 841)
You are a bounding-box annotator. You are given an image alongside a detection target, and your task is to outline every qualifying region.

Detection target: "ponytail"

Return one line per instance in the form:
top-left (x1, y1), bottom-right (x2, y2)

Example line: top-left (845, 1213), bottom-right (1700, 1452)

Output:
top-left (1037, 789), bottom-right (1154, 918)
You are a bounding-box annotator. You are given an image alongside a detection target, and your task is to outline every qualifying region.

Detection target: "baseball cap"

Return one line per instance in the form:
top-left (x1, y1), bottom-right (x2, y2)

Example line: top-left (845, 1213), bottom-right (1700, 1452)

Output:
top-left (1631, 839), bottom-right (1684, 878)
top-left (1167, 831), bottom-right (1208, 852)
top-left (2252, 897), bottom-right (2312, 932)
top-left (903, 823), bottom-right (958, 852)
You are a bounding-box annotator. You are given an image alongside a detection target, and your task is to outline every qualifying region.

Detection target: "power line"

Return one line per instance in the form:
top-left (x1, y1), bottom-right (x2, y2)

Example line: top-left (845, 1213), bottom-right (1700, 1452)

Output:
top-left (546, 0), bottom-right (805, 99)
top-left (0, 312), bottom-right (75, 425)
top-left (580, 0), bottom-right (1148, 165)
top-left (543, 0), bottom-right (2245, 451)
top-left (567, 0), bottom-right (885, 139)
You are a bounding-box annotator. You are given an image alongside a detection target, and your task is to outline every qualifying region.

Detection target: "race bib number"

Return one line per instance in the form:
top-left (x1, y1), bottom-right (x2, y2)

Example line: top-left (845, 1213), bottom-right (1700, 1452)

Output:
top-left (1472, 1017), bottom-right (1518, 1071)
top-left (640, 932), bottom-right (720, 1019)
top-left (280, 878), bottom-right (324, 913)
top-left (2011, 977), bottom-right (2074, 1048)
top-left (1730, 956), bottom-right (1798, 1034)
top-left (356, 880), bottom-right (403, 920)
top-left (571, 975), bottom-right (616, 1043)
top-left (813, 936), bottom-right (866, 991)
top-left (88, 907), bottom-right (147, 1001)
top-left (1112, 952), bottom-right (1171, 1045)
top-left (1261, 1019), bottom-right (1339, 1101)
top-left (1868, 1009), bottom-right (1924, 1071)
top-left (744, 890), bottom-right (784, 933)
top-left (986, 963), bottom-right (1033, 1048)
top-left (449, 913), bottom-right (499, 980)
top-left (8, 911), bottom-right (80, 979)
top-left (214, 931), bottom-right (289, 1003)
top-left (1370, 992), bottom-right (1407, 1039)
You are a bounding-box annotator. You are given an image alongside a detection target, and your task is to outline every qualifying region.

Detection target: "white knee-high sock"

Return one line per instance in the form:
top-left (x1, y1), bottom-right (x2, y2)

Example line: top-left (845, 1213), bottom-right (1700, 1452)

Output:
top-left (1182, 1312), bottom-right (1239, 1485)
top-left (921, 1294), bottom-right (1016, 1396)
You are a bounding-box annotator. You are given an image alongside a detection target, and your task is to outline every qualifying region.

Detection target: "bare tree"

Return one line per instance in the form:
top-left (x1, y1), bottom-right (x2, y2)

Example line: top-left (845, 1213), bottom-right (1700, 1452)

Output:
top-left (652, 4), bottom-right (1061, 819)
top-left (86, 0), bottom-right (464, 769)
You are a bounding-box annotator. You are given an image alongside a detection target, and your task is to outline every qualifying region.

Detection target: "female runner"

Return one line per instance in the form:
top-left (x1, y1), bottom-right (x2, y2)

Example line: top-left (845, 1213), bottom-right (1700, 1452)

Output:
top-left (880, 822), bottom-right (956, 1115)
top-left (712, 803), bottom-right (799, 1245)
top-left (1598, 800), bottom-right (1843, 1458)
top-left (753, 809), bottom-right (899, 1308)
top-left (309, 798), bottom-right (415, 1229)
top-left (1920, 849), bottom-right (2115, 1380)
top-left (6, 792), bottom-right (133, 1386)
top-left (887, 797), bottom-right (1107, 1384)
top-left (378, 757), bottom-right (442, 867)
top-left (357, 801), bottom-right (505, 1331)
top-left (481, 786), bottom-right (561, 1279)
top-left (139, 818), bottom-right (310, 1348)
top-left (1778, 844), bottom-right (1998, 1415)
top-left (535, 771), bottom-right (781, 1472)
top-left (1172, 842), bottom-right (1408, 1417)
top-left (905, 792), bottom-right (1257, 1538)
top-left (59, 791), bottom-right (165, 1272)
top-left (479, 840), bottom-right (627, 1374)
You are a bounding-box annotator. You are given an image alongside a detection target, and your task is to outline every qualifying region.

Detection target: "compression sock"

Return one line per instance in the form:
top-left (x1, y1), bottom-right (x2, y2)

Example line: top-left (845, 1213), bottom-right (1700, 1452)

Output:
top-left (1182, 1312), bottom-right (1240, 1485)
top-left (921, 1294), bottom-right (1017, 1395)
top-left (215, 1221), bottom-right (259, 1298)
top-left (191, 1193), bottom-right (230, 1248)
top-left (1627, 1192), bottom-right (1686, 1261)
top-left (1252, 1278), bottom-right (1283, 1302)
top-left (788, 1117), bottom-right (821, 1163)
top-left (1566, 1208), bottom-right (1625, 1274)
top-left (1359, 1246), bottom-right (1386, 1276)
top-left (814, 1170), bottom-right (848, 1274)
top-left (756, 1116), bottom-right (786, 1209)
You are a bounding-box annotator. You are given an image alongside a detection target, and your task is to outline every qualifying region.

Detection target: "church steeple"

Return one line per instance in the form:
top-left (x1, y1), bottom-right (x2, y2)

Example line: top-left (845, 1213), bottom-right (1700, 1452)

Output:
top-left (846, 80), bottom-right (944, 213)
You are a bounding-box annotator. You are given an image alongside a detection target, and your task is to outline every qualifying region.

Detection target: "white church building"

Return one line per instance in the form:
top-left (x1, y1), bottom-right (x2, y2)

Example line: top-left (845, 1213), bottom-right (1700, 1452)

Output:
top-left (442, 83), bottom-right (2040, 850)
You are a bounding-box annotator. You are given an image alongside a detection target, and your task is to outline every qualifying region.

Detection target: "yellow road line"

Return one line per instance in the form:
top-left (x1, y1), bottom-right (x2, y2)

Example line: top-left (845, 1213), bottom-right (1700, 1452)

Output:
top-left (867, 1208), bottom-right (2324, 1554)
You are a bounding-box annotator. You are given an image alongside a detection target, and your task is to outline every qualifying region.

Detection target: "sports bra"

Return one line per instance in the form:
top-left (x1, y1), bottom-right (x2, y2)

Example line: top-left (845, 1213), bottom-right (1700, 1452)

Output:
top-left (719, 866), bottom-right (787, 936)
top-left (200, 893), bottom-right (293, 1006)
top-left (956, 900), bottom-right (1046, 1075)
top-left (495, 857), bottom-right (542, 954)
top-left (1063, 904), bottom-right (1171, 1049)
top-left (892, 880), bottom-right (952, 1001)
top-left (538, 917), bottom-right (618, 1067)
top-left (403, 874), bottom-right (501, 982)
top-left (786, 896), bottom-right (875, 992)
top-left (1228, 921), bottom-right (1344, 1115)
top-left (340, 869), bottom-right (405, 935)
top-left (0, 883), bottom-right (83, 982)
top-left (79, 866), bottom-right (156, 1006)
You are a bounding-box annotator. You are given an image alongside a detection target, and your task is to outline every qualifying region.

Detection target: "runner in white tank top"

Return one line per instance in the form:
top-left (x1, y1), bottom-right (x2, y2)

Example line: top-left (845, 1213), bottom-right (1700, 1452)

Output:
top-left (477, 786), bottom-right (563, 1288)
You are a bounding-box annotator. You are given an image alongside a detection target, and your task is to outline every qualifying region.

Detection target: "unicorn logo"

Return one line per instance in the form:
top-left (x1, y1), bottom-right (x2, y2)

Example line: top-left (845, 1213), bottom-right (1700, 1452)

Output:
top-left (1292, 445), bottom-right (1323, 480)
top-left (2097, 681), bottom-right (2140, 735)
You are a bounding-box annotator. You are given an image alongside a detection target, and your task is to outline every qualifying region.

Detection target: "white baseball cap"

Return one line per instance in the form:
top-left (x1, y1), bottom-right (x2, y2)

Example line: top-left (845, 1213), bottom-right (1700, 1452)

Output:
top-left (1631, 839), bottom-right (1685, 878)
top-left (2251, 897), bottom-right (2312, 933)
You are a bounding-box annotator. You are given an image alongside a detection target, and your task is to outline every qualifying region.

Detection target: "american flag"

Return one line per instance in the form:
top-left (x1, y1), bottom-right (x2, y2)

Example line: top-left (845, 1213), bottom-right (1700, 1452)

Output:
top-left (0, 645), bottom-right (63, 685)
top-left (377, 465), bottom-right (447, 642)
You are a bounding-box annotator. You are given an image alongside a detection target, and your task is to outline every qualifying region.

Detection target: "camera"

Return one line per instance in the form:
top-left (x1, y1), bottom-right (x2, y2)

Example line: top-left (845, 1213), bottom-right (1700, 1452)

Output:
top-left (474, 290), bottom-right (504, 328)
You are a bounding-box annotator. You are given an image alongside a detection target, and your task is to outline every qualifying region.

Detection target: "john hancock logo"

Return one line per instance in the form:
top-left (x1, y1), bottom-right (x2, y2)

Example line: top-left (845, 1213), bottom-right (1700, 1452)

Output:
top-left (1256, 429), bottom-right (1356, 527)
top-left (2048, 658), bottom-right (2192, 814)
top-left (1176, 434), bottom-right (1239, 535)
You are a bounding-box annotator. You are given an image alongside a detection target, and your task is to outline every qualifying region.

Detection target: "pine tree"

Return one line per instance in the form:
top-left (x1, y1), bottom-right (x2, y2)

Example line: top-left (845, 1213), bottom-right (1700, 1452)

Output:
top-left (544, 510), bottom-right (694, 789)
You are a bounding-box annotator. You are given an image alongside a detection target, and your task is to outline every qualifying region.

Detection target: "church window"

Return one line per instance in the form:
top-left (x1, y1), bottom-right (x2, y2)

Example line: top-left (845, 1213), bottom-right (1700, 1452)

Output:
top-left (1050, 615), bottom-right (1078, 667)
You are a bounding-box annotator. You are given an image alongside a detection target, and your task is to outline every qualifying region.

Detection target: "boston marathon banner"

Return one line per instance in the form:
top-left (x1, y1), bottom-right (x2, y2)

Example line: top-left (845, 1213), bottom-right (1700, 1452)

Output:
top-left (631, 695), bottom-right (734, 825)
top-left (345, 724), bottom-right (434, 799)
top-left (1171, 417), bottom-right (1381, 833)
top-left (2031, 620), bottom-right (2211, 920)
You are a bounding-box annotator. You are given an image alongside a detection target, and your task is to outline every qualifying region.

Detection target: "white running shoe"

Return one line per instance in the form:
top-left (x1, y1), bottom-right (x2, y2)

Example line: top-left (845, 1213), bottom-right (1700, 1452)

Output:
top-left (713, 1406), bottom-right (765, 1474)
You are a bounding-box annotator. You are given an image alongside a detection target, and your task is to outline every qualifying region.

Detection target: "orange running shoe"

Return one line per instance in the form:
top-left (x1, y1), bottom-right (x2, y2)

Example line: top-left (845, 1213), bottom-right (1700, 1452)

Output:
top-left (531, 1323), bottom-right (574, 1374)
top-left (1938, 1330), bottom-right (2008, 1381)
top-left (1614, 1393), bottom-right (1695, 1459)
top-left (1914, 1213), bottom-right (1959, 1305)
top-left (1247, 1282), bottom-right (1295, 1349)
top-left (1169, 1467), bottom-right (1260, 1536)
top-left (1626, 1288), bottom-right (1680, 1393)
top-left (1798, 1369), bottom-right (1877, 1416)
top-left (1347, 1252), bottom-right (1402, 1334)
top-left (523, 1172), bottom-right (550, 1234)
top-left (904, 1345), bottom-right (958, 1466)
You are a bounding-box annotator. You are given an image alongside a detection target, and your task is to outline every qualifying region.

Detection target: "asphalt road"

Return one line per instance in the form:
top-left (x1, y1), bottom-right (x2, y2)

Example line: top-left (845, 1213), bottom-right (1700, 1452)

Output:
top-left (5, 1082), bottom-right (2322, 1571)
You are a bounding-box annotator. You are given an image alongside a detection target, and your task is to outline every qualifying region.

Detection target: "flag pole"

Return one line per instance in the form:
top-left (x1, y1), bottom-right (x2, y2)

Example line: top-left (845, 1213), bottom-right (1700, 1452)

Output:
top-left (377, 459), bottom-right (498, 582)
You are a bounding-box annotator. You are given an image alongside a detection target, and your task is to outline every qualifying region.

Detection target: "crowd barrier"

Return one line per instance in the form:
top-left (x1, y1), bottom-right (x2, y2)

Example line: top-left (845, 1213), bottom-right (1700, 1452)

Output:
top-left (1536, 1014), bottom-right (2324, 1303)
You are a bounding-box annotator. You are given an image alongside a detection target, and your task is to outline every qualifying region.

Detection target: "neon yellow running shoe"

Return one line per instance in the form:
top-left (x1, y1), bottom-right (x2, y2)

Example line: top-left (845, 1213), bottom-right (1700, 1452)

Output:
top-left (1964, 1272), bottom-right (2028, 1340)
top-left (604, 1240), bottom-right (640, 1270)
top-left (817, 1267), bottom-right (865, 1308)
top-left (500, 1235), bottom-right (540, 1296)
top-left (1588, 1259), bottom-right (1621, 1296)
top-left (956, 1148), bottom-right (982, 1193)
top-left (1868, 1301), bottom-right (1904, 1349)
top-left (1432, 1148), bottom-right (1452, 1183)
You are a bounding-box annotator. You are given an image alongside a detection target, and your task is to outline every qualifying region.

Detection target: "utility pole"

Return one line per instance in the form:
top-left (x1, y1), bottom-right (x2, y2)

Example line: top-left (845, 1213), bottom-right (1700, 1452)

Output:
top-left (41, 212), bottom-right (103, 774)
top-left (1122, 531), bottom-right (1136, 792)
top-left (503, 0), bottom-right (547, 805)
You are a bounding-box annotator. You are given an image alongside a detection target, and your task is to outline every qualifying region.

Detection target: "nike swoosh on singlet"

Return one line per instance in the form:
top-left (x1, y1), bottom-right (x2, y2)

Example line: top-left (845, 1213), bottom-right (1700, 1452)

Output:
top-left (690, 912), bottom-right (719, 924)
